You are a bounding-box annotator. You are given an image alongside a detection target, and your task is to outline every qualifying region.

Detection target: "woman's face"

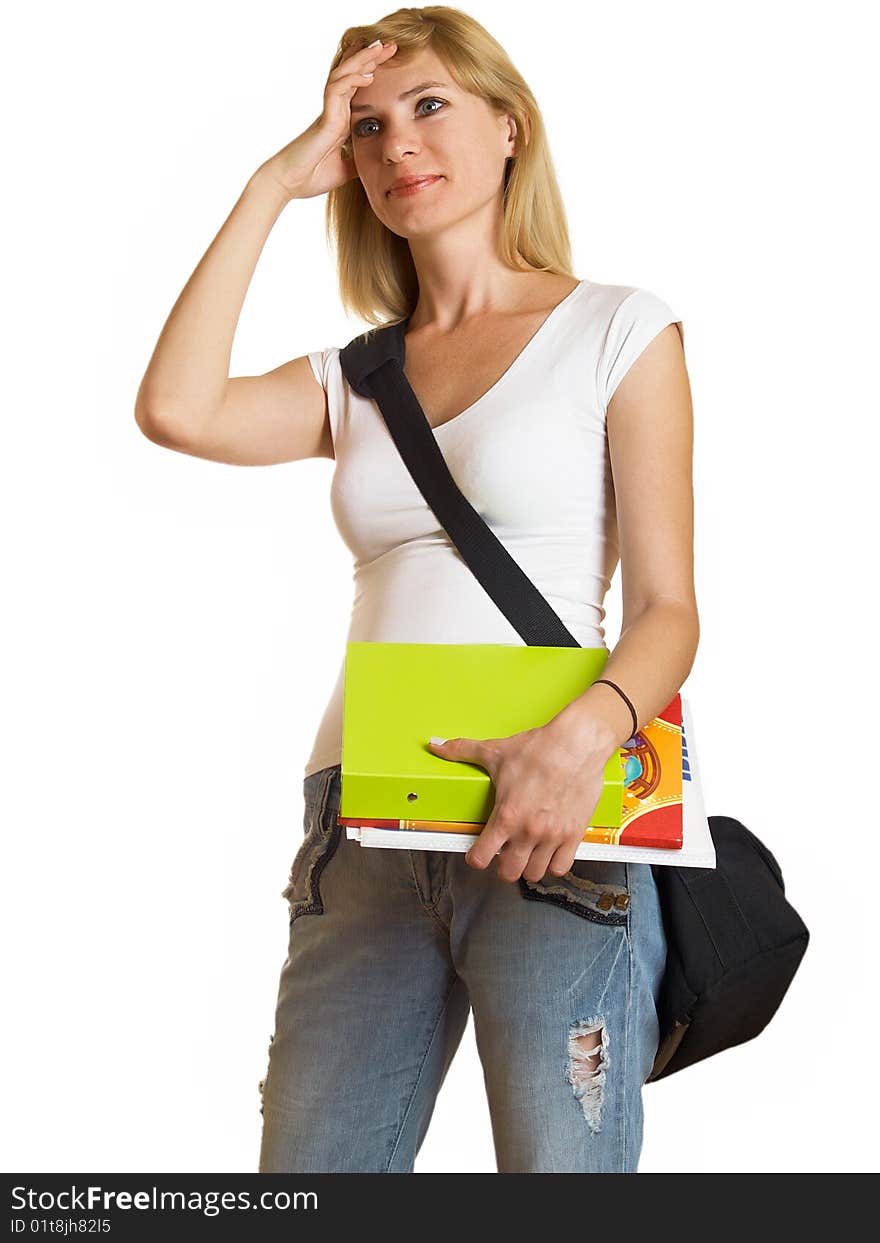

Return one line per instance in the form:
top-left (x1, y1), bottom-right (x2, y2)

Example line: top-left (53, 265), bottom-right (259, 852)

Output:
top-left (348, 44), bottom-right (516, 240)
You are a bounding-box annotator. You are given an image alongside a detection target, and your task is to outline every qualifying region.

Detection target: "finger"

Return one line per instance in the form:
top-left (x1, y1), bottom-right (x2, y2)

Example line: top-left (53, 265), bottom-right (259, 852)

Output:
top-left (428, 736), bottom-right (473, 762)
top-left (521, 839), bottom-right (561, 883)
top-left (428, 736), bottom-right (488, 768)
top-left (547, 841), bottom-right (579, 877)
top-left (465, 819), bottom-right (510, 870)
top-left (494, 838), bottom-right (539, 885)
top-left (334, 39), bottom-right (397, 79)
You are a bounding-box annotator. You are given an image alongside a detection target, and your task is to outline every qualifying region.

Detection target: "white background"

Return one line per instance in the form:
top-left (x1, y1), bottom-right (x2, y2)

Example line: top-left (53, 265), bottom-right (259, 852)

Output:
top-left (3, 0), bottom-right (877, 1174)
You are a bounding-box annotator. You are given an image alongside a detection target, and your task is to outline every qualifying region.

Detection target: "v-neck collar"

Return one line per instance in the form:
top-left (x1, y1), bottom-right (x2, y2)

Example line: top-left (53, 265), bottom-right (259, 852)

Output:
top-left (399, 279), bottom-right (589, 433)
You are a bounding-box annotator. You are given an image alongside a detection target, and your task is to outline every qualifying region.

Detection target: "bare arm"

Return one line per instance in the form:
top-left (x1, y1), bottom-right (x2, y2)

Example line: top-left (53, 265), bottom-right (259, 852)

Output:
top-left (549, 323), bottom-right (699, 752)
top-left (134, 37), bottom-right (398, 465)
top-left (134, 171), bottom-right (305, 452)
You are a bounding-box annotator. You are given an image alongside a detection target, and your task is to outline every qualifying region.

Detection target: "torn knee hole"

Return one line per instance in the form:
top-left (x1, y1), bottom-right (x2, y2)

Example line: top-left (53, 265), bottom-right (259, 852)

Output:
top-left (566, 1017), bottom-right (609, 1134)
top-left (573, 1029), bottom-right (602, 1071)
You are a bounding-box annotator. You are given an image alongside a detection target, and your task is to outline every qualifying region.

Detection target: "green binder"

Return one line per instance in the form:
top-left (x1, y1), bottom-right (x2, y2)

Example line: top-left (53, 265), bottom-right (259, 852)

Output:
top-left (341, 641), bottom-right (624, 827)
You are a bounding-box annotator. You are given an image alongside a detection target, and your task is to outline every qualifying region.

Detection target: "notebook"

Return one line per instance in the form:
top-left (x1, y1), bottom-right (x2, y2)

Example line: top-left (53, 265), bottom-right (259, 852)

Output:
top-left (341, 640), bottom-right (625, 828)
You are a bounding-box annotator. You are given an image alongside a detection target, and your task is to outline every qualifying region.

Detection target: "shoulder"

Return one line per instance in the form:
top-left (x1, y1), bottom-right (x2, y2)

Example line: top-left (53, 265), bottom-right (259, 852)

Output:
top-left (581, 280), bottom-right (681, 334)
top-left (584, 281), bottom-right (684, 414)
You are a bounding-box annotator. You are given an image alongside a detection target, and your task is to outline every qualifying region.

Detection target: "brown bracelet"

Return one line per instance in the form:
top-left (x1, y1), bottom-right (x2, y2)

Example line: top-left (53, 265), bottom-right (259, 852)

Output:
top-left (592, 679), bottom-right (639, 742)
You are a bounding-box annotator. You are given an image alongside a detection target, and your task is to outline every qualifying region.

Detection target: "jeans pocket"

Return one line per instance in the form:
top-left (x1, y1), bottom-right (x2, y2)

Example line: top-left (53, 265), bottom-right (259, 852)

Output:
top-left (281, 796), bottom-right (343, 924)
top-left (518, 858), bottom-right (631, 930)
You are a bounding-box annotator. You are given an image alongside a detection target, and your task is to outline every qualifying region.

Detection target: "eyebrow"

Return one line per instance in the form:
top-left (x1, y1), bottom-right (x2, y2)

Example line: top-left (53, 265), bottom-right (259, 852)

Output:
top-left (349, 81), bottom-right (451, 113)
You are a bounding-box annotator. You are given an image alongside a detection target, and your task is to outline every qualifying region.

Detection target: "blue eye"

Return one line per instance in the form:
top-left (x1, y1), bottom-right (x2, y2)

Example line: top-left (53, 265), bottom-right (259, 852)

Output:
top-left (417, 97), bottom-right (446, 116)
top-left (353, 97), bottom-right (447, 139)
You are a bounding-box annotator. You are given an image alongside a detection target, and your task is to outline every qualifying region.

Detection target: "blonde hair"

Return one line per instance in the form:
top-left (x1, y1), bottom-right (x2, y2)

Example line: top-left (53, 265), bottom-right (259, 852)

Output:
top-left (323, 6), bottom-right (575, 326)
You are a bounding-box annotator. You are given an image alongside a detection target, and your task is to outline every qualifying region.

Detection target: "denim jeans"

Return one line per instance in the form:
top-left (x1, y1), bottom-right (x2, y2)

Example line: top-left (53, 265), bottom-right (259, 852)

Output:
top-left (258, 763), bottom-right (667, 1173)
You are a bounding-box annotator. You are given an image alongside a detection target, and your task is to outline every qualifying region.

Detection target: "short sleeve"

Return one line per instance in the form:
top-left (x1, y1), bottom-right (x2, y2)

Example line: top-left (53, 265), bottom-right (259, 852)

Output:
top-left (597, 288), bottom-right (683, 415)
top-left (307, 347), bottom-right (330, 392)
top-left (306, 345), bottom-right (343, 453)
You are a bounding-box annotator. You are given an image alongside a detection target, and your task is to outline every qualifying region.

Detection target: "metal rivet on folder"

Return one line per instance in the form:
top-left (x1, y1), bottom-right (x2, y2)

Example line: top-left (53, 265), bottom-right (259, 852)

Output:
top-left (407, 792), bottom-right (418, 802)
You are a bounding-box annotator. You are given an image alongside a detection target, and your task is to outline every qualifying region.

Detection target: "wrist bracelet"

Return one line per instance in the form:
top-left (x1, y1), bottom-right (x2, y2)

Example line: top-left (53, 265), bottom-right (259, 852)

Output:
top-left (592, 679), bottom-right (639, 743)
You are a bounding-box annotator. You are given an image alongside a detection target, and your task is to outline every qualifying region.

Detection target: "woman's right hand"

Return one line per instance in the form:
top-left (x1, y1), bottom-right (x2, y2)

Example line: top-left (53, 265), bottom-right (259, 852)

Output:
top-left (257, 39), bottom-right (398, 202)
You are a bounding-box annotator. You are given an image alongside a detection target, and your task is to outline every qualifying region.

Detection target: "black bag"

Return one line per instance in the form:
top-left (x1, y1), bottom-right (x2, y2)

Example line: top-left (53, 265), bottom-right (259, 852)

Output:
top-left (338, 318), bottom-right (810, 1082)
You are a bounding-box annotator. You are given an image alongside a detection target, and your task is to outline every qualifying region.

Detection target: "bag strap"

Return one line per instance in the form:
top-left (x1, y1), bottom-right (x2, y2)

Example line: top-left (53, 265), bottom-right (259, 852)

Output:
top-left (339, 320), bottom-right (579, 648)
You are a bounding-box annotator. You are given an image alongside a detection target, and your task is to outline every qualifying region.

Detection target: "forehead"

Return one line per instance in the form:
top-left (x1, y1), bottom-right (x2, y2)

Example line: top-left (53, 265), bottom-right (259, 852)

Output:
top-left (377, 43), bottom-right (449, 78)
top-left (350, 43), bottom-right (456, 105)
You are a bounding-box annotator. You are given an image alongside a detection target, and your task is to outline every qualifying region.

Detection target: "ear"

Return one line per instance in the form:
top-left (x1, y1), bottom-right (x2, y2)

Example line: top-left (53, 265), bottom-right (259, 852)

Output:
top-left (507, 115), bottom-right (518, 156)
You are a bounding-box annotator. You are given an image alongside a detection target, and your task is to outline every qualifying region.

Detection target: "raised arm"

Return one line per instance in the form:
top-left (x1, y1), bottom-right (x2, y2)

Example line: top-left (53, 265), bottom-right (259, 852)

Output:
top-left (134, 38), bottom-right (398, 466)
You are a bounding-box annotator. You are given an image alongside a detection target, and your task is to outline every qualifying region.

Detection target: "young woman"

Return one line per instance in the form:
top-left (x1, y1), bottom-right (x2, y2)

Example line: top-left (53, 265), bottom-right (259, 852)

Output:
top-left (135, 6), bottom-right (698, 1174)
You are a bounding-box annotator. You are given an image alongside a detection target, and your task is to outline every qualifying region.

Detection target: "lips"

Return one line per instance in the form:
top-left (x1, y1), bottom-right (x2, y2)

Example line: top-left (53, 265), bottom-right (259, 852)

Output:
top-left (387, 176), bottom-right (442, 196)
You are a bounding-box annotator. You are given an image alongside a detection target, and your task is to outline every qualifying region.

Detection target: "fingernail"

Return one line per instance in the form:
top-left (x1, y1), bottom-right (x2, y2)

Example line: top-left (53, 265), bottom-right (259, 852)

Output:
top-left (429, 736), bottom-right (447, 745)
top-left (368, 38), bottom-right (382, 48)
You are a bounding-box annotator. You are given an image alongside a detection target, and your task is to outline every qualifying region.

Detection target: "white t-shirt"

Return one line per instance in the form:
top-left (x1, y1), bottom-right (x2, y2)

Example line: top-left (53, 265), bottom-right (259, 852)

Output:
top-left (303, 278), bottom-right (682, 779)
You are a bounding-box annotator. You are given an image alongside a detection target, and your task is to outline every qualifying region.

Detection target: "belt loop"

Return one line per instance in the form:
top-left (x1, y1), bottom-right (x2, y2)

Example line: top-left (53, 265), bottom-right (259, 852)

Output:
top-left (321, 764), bottom-right (342, 818)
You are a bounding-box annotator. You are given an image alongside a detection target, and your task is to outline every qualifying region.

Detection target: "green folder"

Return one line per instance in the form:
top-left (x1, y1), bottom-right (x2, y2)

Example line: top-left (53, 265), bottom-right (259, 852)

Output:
top-left (341, 641), bottom-right (624, 827)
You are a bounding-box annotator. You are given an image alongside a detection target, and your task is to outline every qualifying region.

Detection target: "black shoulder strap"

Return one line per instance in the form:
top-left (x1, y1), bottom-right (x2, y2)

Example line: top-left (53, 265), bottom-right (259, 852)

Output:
top-left (337, 317), bottom-right (408, 399)
top-left (339, 321), bottom-right (579, 648)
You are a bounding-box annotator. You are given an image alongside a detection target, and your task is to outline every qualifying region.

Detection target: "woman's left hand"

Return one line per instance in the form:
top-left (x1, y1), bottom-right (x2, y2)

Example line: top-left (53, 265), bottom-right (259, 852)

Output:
top-left (427, 720), bottom-right (614, 884)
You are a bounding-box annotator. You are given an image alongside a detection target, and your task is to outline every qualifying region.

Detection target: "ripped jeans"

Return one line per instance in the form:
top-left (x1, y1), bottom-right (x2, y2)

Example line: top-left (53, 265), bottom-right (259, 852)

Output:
top-left (258, 764), bottom-right (667, 1174)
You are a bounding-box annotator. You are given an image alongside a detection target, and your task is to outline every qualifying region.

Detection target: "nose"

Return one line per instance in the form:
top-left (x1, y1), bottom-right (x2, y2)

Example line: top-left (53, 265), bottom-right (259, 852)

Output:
top-left (379, 119), bottom-right (421, 163)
